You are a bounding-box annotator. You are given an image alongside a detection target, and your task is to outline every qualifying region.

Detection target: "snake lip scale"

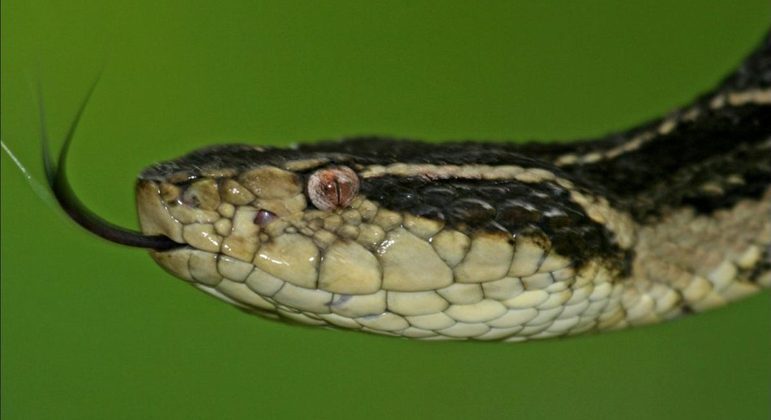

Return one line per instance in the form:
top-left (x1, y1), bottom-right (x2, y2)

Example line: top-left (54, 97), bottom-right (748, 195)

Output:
top-left (44, 31), bottom-right (771, 341)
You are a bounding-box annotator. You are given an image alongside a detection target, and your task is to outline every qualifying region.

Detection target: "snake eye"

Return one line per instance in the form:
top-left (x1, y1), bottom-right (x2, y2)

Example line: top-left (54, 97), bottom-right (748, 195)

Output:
top-left (307, 166), bottom-right (359, 211)
top-left (254, 209), bottom-right (277, 226)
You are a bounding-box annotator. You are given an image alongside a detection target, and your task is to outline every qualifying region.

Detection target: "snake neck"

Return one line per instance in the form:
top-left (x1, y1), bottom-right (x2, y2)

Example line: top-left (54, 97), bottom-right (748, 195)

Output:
top-left (521, 31), bottom-right (771, 221)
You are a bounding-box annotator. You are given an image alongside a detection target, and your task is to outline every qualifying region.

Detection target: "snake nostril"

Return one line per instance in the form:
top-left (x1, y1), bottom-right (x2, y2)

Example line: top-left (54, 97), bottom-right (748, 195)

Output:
top-left (254, 209), bottom-right (277, 226)
top-left (182, 194), bottom-right (200, 207)
top-left (159, 182), bottom-right (181, 204)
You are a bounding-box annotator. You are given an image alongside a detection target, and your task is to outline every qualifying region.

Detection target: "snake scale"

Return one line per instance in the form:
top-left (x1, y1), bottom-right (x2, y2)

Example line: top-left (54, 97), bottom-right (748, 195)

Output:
top-left (47, 31), bottom-right (771, 341)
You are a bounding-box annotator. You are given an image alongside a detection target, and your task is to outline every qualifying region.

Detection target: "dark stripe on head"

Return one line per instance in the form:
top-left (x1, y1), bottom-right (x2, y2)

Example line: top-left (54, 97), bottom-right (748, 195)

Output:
top-left (565, 105), bottom-right (771, 220)
top-left (359, 175), bottom-right (630, 270)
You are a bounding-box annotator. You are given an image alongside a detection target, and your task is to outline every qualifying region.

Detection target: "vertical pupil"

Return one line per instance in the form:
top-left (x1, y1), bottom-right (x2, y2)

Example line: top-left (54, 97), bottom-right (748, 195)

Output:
top-left (325, 179), bottom-right (340, 205)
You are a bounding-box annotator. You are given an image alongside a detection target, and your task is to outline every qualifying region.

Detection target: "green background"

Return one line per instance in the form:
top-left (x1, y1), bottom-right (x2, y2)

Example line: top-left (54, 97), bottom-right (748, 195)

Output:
top-left (2, 1), bottom-right (769, 419)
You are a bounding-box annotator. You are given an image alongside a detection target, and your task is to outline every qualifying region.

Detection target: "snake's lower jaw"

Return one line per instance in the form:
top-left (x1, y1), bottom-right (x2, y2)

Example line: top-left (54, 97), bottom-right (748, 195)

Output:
top-left (146, 234), bottom-right (630, 340)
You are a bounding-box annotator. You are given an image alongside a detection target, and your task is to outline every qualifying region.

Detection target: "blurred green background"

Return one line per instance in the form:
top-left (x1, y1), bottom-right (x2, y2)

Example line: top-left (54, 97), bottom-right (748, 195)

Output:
top-left (2, 1), bottom-right (769, 419)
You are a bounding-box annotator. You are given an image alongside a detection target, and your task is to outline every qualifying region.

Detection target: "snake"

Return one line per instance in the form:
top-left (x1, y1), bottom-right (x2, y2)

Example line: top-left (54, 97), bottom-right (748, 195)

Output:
top-left (45, 31), bottom-right (771, 342)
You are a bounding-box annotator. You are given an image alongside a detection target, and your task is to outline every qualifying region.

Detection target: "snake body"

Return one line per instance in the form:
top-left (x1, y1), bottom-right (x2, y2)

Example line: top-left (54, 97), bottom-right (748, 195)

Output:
top-left (53, 32), bottom-right (771, 341)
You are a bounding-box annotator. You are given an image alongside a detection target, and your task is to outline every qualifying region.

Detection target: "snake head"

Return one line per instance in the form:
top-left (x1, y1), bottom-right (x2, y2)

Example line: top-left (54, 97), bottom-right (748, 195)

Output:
top-left (131, 140), bottom-right (636, 340)
top-left (134, 146), bottom-right (394, 323)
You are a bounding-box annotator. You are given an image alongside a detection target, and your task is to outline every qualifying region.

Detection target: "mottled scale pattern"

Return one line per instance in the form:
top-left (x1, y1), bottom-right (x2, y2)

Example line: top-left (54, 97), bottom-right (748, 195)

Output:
top-left (132, 30), bottom-right (771, 341)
